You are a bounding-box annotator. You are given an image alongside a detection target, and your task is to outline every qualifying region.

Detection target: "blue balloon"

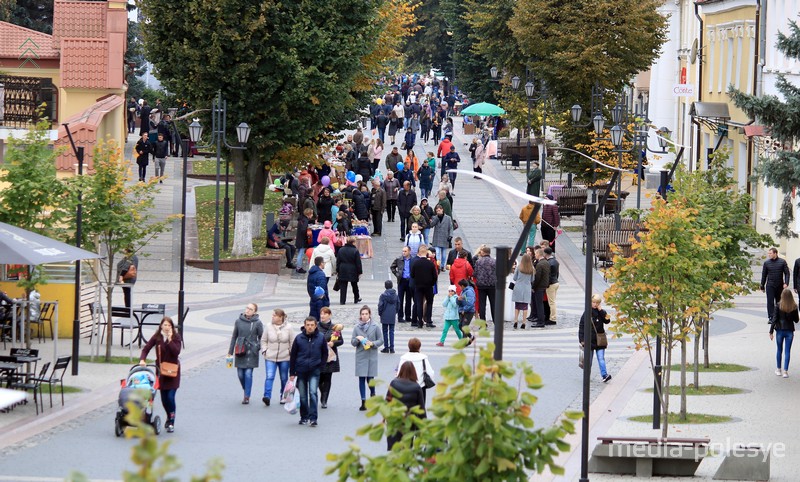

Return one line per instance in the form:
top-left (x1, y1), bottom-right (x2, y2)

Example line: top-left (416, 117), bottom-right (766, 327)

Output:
top-left (396, 162), bottom-right (404, 171)
top-left (346, 171), bottom-right (356, 182)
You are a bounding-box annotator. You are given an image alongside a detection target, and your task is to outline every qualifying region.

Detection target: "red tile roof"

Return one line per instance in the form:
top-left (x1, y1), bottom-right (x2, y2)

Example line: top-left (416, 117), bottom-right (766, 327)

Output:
top-left (0, 22), bottom-right (60, 60)
top-left (55, 94), bottom-right (125, 172)
top-left (60, 39), bottom-right (109, 89)
top-left (52, 0), bottom-right (107, 47)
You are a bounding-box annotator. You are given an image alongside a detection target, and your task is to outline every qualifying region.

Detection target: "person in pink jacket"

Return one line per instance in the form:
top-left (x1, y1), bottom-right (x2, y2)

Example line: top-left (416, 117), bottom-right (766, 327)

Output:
top-left (316, 220), bottom-right (338, 247)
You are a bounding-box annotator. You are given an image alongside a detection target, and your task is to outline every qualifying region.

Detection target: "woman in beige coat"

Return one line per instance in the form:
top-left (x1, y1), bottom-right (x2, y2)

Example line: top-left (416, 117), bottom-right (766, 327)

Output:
top-left (259, 309), bottom-right (296, 406)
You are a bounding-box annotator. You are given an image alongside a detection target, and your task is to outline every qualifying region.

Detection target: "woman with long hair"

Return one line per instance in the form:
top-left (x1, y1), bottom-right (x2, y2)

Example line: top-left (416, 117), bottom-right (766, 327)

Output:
top-left (511, 253), bottom-right (534, 329)
top-left (396, 337), bottom-right (435, 405)
top-left (579, 294), bottom-right (612, 382)
top-left (317, 307), bottom-right (344, 408)
top-left (385, 360), bottom-right (426, 450)
top-left (139, 316), bottom-right (182, 432)
top-left (259, 308), bottom-right (295, 406)
top-left (352, 305), bottom-right (384, 410)
top-left (770, 288), bottom-right (799, 378)
top-left (227, 303), bottom-right (264, 404)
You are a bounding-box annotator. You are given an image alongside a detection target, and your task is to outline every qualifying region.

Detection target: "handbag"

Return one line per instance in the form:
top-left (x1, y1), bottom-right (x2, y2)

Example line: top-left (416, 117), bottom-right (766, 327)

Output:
top-left (590, 315), bottom-right (608, 349)
top-left (157, 345), bottom-right (179, 378)
top-left (234, 322), bottom-right (255, 356)
top-left (508, 282), bottom-right (515, 290)
top-left (422, 359), bottom-right (436, 389)
top-left (333, 279), bottom-right (341, 291)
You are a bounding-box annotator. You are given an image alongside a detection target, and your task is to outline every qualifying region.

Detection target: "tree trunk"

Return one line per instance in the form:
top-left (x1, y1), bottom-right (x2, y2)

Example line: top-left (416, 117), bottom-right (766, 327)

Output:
top-left (105, 253), bottom-right (115, 361)
top-left (703, 319), bottom-right (710, 368)
top-left (662, 339), bottom-right (671, 438)
top-left (679, 337), bottom-right (687, 421)
top-left (231, 149), bottom-right (255, 256)
top-left (693, 329), bottom-right (701, 388)
top-left (250, 159), bottom-right (267, 239)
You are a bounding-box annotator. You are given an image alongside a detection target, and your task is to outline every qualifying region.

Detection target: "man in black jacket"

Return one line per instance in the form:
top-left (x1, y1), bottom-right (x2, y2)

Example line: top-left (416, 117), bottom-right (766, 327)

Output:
top-left (289, 317), bottom-right (328, 427)
top-left (445, 238), bottom-right (474, 270)
top-left (390, 246), bottom-right (414, 323)
top-left (410, 245), bottom-right (437, 328)
top-left (397, 181), bottom-right (417, 241)
top-left (762, 247), bottom-right (789, 322)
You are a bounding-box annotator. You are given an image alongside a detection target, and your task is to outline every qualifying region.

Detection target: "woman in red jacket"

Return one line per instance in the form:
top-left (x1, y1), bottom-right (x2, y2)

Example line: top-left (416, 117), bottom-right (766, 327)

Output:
top-left (139, 316), bottom-right (182, 432)
top-left (449, 250), bottom-right (474, 295)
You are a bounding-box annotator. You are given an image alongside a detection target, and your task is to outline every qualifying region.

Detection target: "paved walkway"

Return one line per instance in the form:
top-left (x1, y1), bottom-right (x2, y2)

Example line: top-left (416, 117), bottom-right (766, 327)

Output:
top-left (0, 125), bottom-right (795, 481)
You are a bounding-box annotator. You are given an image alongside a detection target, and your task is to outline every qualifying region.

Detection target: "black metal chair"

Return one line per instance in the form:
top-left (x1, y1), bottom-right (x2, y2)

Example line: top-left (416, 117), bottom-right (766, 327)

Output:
top-left (11, 361), bottom-right (49, 415)
top-left (30, 301), bottom-right (56, 342)
top-left (35, 355), bottom-right (71, 408)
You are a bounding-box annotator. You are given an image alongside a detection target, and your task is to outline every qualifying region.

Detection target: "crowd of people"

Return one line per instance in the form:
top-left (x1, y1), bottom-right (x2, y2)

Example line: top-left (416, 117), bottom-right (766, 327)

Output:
top-left (223, 301), bottom-right (434, 432)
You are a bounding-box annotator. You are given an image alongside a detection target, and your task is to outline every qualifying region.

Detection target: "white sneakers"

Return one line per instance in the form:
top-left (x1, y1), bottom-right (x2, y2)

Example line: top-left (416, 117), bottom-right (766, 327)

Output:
top-left (777, 368), bottom-right (789, 378)
top-left (783, 370), bottom-right (789, 378)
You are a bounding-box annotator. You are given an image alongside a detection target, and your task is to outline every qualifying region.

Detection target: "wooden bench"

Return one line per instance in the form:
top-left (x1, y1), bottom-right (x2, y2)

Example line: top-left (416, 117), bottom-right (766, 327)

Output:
top-left (556, 187), bottom-right (588, 217)
top-left (589, 436), bottom-right (710, 477)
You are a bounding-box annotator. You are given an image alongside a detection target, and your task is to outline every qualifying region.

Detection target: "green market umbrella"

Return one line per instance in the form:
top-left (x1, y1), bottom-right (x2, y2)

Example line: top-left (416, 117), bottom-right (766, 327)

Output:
top-left (460, 102), bottom-right (506, 116)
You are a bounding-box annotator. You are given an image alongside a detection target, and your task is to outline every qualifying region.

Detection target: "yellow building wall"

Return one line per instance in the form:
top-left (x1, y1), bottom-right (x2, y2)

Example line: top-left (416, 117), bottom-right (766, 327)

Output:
top-left (0, 280), bottom-right (76, 339)
top-left (697, 4), bottom-right (756, 194)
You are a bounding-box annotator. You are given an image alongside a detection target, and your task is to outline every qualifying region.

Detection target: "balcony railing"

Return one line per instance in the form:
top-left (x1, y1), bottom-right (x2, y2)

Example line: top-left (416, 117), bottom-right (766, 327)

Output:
top-left (0, 75), bottom-right (58, 128)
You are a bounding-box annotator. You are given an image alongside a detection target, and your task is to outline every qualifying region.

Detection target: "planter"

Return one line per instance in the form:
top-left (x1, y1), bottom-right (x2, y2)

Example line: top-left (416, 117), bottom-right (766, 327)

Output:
top-left (186, 254), bottom-right (282, 275)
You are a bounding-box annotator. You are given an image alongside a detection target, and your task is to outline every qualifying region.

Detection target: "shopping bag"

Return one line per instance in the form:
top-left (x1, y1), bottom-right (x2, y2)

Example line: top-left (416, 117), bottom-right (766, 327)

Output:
top-left (281, 379), bottom-right (295, 403)
top-left (578, 345), bottom-right (585, 369)
top-left (284, 388), bottom-right (300, 415)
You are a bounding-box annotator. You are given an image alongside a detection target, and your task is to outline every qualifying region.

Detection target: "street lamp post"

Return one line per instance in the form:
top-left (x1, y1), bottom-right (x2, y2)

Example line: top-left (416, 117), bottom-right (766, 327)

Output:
top-left (189, 92), bottom-right (250, 282)
top-left (607, 93), bottom-right (648, 229)
top-left (570, 84), bottom-right (607, 196)
top-left (490, 67), bottom-right (549, 186)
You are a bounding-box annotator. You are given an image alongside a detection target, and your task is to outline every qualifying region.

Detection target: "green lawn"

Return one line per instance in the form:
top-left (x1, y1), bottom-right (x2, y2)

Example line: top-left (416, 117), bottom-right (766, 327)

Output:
top-left (190, 158), bottom-right (230, 176)
top-left (644, 384), bottom-right (745, 395)
top-left (629, 413), bottom-right (732, 424)
top-left (194, 185), bottom-right (282, 259)
top-left (79, 355), bottom-right (141, 365)
top-left (669, 363), bottom-right (751, 372)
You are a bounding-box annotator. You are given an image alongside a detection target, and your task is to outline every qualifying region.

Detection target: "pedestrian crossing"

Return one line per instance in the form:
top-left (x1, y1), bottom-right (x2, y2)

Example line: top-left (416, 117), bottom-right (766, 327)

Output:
top-left (336, 328), bottom-right (636, 360)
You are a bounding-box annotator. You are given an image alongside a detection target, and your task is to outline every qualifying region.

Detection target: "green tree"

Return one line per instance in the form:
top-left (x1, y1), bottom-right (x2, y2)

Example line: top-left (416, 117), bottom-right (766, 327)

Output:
top-left (669, 151), bottom-right (771, 385)
top-left (326, 329), bottom-right (580, 481)
top-left (509, 0), bottom-right (667, 105)
top-left (0, 118), bottom-right (71, 346)
top-left (0, 0), bottom-right (54, 34)
top-left (440, 0), bottom-right (495, 103)
top-left (140, 0), bottom-right (384, 256)
top-left (604, 199), bottom-right (719, 435)
top-left (401, 0), bottom-right (451, 73)
top-left (729, 20), bottom-right (800, 238)
top-left (74, 140), bottom-right (174, 361)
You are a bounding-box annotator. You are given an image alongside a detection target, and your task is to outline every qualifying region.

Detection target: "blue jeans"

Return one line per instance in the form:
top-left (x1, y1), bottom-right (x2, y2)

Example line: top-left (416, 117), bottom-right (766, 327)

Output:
top-left (420, 188), bottom-right (430, 199)
top-left (264, 360), bottom-right (290, 399)
top-left (775, 330), bottom-right (794, 371)
top-left (296, 249), bottom-right (306, 270)
top-left (595, 349), bottom-right (608, 378)
top-left (435, 247), bottom-right (448, 269)
top-left (297, 369), bottom-right (320, 422)
top-left (236, 367), bottom-right (254, 398)
top-left (160, 389), bottom-right (176, 419)
top-left (422, 228), bottom-right (431, 245)
top-left (382, 323), bottom-right (395, 351)
top-left (359, 376), bottom-right (375, 400)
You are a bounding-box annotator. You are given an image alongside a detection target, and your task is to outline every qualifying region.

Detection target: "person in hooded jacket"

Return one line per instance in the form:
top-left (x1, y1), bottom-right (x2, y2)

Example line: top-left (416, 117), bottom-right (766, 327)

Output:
top-left (427, 205), bottom-right (453, 272)
top-left (449, 250), bottom-right (474, 294)
top-left (259, 309), bottom-right (295, 406)
top-left (311, 237), bottom-right (336, 279)
top-left (356, 148), bottom-right (373, 180)
top-left (417, 161), bottom-right (436, 200)
top-left (290, 317), bottom-right (328, 426)
top-left (350, 188), bottom-right (370, 221)
top-left (383, 171), bottom-right (401, 222)
top-left (307, 256), bottom-right (329, 314)
top-left (352, 305), bottom-right (384, 410)
top-left (227, 303), bottom-right (265, 404)
top-left (397, 181), bottom-right (418, 240)
top-left (336, 237), bottom-right (363, 305)
top-left (378, 280), bottom-right (400, 353)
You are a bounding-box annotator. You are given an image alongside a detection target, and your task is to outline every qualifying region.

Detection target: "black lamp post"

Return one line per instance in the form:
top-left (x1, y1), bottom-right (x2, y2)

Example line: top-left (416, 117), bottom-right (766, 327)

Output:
top-left (570, 84), bottom-right (607, 195)
top-left (607, 93), bottom-right (648, 227)
top-left (189, 92), bottom-right (250, 282)
top-left (490, 67), bottom-right (549, 185)
top-left (177, 122), bottom-right (203, 341)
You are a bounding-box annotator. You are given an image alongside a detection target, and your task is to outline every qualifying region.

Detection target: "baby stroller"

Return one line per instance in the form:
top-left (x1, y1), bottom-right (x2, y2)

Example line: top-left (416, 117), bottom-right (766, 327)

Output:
top-left (114, 364), bottom-right (162, 437)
